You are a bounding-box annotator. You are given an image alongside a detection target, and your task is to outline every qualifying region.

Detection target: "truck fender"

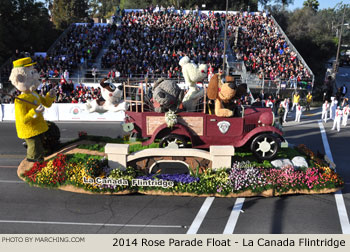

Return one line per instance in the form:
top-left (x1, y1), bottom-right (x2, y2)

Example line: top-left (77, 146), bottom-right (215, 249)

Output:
top-left (236, 126), bottom-right (284, 147)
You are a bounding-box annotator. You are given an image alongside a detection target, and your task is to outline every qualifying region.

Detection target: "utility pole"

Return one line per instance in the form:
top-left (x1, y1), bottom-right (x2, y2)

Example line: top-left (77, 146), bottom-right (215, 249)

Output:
top-left (222, 0), bottom-right (229, 76)
top-left (334, 6), bottom-right (346, 74)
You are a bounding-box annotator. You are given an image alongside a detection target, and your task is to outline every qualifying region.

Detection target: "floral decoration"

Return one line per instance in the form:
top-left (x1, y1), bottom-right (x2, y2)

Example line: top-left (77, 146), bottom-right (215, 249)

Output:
top-left (21, 145), bottom-right (344, 196)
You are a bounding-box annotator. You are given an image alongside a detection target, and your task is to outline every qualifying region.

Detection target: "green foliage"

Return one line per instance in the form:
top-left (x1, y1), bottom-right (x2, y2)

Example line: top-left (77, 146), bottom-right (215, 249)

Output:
top-left (75, 135), bottom-right (159, 153)
top-left (66, 153), bottom-right (104, 164)
top-left (52, 0), bottom-right (89, 29)
top-left (276, 147), bottom-right (303, 160)
top-left (189, 165), bottom-right (200, 178)
top-left (128, 142), bottom-right (159, 153)
top-left (268, 5), bottom-right (348, 96)
top-left (77, 143), bottom-right (105, 152)
top-left (84, 157), bottom-right (106, 177)
top-left (89, 0), bottom-right (120, 18)
top-left (0, 0), bottom-right (59, 65)
top-left (303, 0), bottom-right (319, 12)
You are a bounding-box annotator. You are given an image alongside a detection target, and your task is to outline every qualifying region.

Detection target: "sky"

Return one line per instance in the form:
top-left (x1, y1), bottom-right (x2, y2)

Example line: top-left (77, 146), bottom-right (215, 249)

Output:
top-left (287, 0), bottom-right (349, 10)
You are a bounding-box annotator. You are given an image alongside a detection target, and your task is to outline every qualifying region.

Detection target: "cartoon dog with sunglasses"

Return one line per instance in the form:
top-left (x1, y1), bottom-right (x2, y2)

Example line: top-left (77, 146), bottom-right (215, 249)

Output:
top-left (86, 78), bottom-right (125, 113)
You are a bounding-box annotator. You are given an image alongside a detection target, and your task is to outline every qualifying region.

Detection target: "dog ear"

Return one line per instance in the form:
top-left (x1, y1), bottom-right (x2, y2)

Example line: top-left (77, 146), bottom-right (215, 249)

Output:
top-left (100, 78), bottom-right (108, 88)
top-left (207, 74), bottom-right (219, 99)
top-left (153, 78), bottom-right (165, 90)
top-left (235, 83), bottom-right (247, 98)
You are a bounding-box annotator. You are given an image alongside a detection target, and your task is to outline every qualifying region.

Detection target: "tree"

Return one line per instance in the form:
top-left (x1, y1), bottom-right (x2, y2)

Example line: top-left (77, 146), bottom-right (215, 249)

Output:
top-left (303, 0), bottom-right (319, 12)
top-left (286, 7), bottom-right (337, 91)
top-left (0, 0), bottom-right (58, 65)
top-left (89, 0), bottom-right (120, 19)
top-left (52, 0), bottom-right (89, 30)
top-left (259, 0), bottom-right (272, 9)
top-left (274, 0), bottom-right (293, 10)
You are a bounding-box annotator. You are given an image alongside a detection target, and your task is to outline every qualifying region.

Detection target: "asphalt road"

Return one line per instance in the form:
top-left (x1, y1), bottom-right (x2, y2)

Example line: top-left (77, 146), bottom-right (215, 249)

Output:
top-left (0, 112), bottom-right (349, 234)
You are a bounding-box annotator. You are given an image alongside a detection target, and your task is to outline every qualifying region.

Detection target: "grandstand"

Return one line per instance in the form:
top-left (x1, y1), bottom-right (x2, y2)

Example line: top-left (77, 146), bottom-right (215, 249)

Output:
top-left (0, 7), bottom-right (314, 105)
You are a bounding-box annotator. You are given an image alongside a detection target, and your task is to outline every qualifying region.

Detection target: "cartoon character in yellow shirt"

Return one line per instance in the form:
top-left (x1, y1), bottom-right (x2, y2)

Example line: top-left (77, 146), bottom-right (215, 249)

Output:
top-left (9, 57), bottom-right (55, 162)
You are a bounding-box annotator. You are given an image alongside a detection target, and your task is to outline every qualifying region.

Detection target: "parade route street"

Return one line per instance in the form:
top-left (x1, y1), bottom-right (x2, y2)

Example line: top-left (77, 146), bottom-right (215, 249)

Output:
top-left (0, 113), bottom-right (349, 234)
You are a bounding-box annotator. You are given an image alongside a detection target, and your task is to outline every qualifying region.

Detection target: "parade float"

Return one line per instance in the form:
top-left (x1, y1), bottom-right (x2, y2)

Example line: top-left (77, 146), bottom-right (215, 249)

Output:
top-left (15, 70), bottom-right (344, 198)
top-left (17, 134), bottom-right (343, 197)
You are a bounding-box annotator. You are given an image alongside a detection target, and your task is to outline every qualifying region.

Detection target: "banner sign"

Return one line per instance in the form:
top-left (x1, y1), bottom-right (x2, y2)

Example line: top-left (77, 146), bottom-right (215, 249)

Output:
top-left (57, 103), bottom-right (125, 121)
top-left (1, 104), bottom-right (125, 122)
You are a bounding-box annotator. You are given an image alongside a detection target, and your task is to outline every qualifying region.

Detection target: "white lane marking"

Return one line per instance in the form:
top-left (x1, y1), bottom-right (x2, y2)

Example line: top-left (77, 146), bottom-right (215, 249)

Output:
top-left (318, 120), bottom-right (350, 234)
top-left (223, 198), bottom-right (245, 234)
top-left (0, 166), bottom-right (18, 168)
top-left (0, 180), bottom-right (24, 183)
top-left (0, 220), bottom-right (184, 229)
top-left (187, 197), bottom-right (215, 234)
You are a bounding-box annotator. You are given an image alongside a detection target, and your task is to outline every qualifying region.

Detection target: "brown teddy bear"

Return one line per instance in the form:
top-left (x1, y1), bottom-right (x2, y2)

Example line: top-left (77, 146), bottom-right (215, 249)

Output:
top-left (207, 74), bottom-right (247, 117)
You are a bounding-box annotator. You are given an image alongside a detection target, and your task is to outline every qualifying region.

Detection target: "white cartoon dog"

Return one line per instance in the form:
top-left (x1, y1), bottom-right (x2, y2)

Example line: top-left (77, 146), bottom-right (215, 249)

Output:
top-left (179, 56), bottom-right (207, 112)
top-left (86, 78), bottom-right (125, 113)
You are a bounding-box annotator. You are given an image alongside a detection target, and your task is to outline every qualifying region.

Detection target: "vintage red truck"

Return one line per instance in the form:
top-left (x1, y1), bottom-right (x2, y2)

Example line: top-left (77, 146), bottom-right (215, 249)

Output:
top-left (124, 105), bottom-right (285, 160)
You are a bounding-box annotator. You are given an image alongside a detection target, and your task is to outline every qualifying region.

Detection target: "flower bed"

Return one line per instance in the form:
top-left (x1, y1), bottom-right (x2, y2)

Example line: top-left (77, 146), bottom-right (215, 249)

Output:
top-left (19, 144), bottom-right (344, 197)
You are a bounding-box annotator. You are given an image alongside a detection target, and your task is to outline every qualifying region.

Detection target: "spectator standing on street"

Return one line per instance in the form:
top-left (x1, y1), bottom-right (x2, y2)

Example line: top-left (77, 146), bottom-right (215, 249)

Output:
top-left (330, 97), bottom-right (338, 120)
top-left (342, 104), bottom-right (349, 127)
top-left (291, 92), bottom-right (300, 111)
top-left (295, 104), bottom-right (303, 122)
top-left (341, 84), bottom-right (347, 97)
top-left (282, 98), bottom-right (289, 123)
top-left (321, 100), bottom-right (329, 123)
top-left (266, 98), bottom-right (273, 109)
top-left (331, 106), bottom-right (343, 132)
top-left (277, 103), bottom-right (285, 126)
top-left (306, 92), bottom-right (312, 111)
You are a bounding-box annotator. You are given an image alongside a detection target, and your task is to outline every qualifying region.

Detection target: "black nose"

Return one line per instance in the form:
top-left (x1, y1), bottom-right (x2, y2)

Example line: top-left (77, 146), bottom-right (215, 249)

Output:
top-left (228, 83), bottom-right (236, 89)
top-left (158, 92), bottom-right (165, 98)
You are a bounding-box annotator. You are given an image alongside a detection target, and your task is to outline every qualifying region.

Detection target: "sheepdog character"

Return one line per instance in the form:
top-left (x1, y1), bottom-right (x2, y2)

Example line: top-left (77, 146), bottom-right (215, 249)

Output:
top-left (331, 106), bottom-right (343, 132)
top-left (9, 57), bottom-right (56, 162)
top-left (152, 78), bottom-right (184, 113)
top-left (86, 78), bottom-right (125, 113)
top-left (207, 74), bottom-right (247, 117)
top-left (179, 56), bottom-right (208, 112)
top-left (321, 100), bottom-right (329, 123)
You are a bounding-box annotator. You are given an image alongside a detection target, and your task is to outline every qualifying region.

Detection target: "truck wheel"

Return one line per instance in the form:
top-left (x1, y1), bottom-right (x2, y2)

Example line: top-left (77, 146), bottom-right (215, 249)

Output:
top-left (159, 134), bottom-right (189, 149)
top-left (250, 133), bottom-right (279, 160)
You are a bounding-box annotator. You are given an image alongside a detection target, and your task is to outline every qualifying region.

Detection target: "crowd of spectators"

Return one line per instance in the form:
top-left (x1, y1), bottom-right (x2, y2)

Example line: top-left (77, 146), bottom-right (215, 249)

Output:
top-left (1, 80), bottom-right (103, 104)
top-left (101, 8), bottom-right (225, 78)
top-left (228, 12), bottom-right (312, 84)
top-left (34, 23), bottom-right (111, 78)
top-left (1, 7), bottom-right (315, 106)
top-left (1, 23), bottom-right (111, 92)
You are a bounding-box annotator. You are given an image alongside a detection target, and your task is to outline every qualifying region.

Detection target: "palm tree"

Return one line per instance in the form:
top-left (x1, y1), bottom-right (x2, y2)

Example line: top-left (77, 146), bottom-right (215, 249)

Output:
top-left (303, 0), bottom-right (319, 11)
top-left (275, 0), bottom-right (294, 10)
